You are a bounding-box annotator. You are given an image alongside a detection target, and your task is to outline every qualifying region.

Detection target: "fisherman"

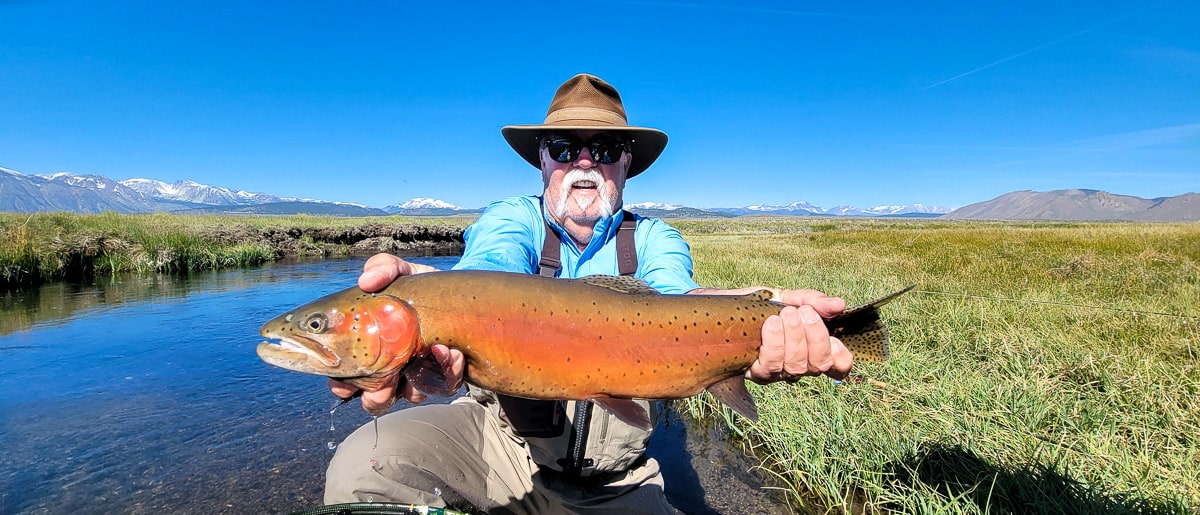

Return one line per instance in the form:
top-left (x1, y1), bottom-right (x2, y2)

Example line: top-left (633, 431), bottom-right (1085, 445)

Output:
top-left (325, 74), bottom-right (853, 513)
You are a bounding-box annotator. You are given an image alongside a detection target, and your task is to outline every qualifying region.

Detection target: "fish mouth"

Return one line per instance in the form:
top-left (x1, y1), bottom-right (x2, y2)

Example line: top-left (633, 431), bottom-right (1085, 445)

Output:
top-left (257, 335), bottom-right (341, 369)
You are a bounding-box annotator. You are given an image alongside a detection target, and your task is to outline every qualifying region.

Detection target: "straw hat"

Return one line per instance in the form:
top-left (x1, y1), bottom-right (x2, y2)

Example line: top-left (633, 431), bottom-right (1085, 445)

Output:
top-left (501, 74), bottom-right (668, 178)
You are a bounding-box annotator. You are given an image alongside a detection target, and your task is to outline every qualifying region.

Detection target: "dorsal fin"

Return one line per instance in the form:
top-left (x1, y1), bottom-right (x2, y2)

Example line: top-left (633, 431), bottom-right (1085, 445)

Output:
top-left (745, 289), bottom-right (777, 302)
top-left (576, 275), bottom-right (660, 295)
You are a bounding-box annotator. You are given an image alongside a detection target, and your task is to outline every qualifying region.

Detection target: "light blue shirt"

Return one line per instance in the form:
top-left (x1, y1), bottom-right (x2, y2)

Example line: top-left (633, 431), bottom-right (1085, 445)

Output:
top-left (451, 196), bottom-right (700, 294)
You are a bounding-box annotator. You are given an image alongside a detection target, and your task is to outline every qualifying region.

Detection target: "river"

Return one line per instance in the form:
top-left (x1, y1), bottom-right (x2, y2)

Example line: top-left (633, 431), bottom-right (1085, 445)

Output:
top-left (0, 257), bottom-right (787, 514)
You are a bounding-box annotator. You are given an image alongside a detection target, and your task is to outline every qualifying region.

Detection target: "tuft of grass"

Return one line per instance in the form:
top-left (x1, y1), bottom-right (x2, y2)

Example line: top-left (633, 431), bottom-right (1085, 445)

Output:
top-left (679, 218), bottom-right (1200, 514)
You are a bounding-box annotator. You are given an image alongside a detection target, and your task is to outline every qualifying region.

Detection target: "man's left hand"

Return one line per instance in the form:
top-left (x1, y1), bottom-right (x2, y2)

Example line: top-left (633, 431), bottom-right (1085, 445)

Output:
top-left (748, 289), bottom-right (852, 383)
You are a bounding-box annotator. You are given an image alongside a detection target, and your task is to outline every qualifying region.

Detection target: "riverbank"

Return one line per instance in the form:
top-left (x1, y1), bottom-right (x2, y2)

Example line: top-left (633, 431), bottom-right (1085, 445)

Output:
top-left (0, 212), bottom-right (467, 289)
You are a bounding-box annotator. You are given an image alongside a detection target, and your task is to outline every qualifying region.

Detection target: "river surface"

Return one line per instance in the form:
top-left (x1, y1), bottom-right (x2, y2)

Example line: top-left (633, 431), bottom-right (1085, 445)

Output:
top-left (0, 257), bottom-right (788, 514)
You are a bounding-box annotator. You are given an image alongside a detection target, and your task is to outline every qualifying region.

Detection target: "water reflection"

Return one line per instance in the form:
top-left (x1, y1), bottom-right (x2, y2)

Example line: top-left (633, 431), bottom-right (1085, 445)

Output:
top-left (0, 259), bottom-right (357, 338)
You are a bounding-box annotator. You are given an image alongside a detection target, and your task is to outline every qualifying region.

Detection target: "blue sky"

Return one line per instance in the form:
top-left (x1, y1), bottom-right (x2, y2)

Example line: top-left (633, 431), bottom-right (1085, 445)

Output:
top-left (2, 1), bottom-right (1197, 210)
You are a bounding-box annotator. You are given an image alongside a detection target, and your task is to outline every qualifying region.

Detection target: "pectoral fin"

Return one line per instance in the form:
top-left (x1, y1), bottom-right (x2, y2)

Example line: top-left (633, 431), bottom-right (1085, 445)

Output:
top-left (706, 376), bottom-right (759, 423)
top-left (402, 352), bottom-right (462, 397)
top-left (592, 398), bottom-right (652, 430)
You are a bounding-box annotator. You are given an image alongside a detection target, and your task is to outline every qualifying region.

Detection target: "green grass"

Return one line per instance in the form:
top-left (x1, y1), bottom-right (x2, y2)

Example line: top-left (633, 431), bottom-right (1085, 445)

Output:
top-left (678, 217), bottom-right (1200, 514)
top-left (0, 211), bottom-right (470, 287)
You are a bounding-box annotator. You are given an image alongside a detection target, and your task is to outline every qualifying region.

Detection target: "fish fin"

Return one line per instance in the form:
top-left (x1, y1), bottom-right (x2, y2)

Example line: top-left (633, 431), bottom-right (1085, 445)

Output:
top-left (745, 289), bottom-right (776, 302)
top-left (706, 376), bottom-right (759, 423)
top-left (577, 275), bottom-right (660, 295)
top-left (401, 352), bottom-right (462, 397)
top-left (591, 398), bottom-right (652, 430)
top-left (823, 285), bottom-right (913, 362)
top-left (835, 316), bottom-right (892, 360)
top-left (840, 285), bottom-right (915, 316)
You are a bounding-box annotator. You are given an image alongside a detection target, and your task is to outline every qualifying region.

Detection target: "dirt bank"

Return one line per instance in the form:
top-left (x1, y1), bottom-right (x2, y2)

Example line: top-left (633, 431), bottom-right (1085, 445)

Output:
top-left (203, 223), bottom-right (465, 258)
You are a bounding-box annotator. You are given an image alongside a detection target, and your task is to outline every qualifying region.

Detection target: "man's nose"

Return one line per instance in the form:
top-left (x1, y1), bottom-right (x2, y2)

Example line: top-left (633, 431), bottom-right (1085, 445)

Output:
top-left (574, 146), bottom-right (597, 167)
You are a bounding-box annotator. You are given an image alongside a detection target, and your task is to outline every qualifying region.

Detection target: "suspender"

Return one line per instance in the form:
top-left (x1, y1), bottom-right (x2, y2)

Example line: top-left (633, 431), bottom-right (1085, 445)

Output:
top-left (537, 209), bottom-right (639, 476)
top-left (539, 210), bottom-right (638, 278)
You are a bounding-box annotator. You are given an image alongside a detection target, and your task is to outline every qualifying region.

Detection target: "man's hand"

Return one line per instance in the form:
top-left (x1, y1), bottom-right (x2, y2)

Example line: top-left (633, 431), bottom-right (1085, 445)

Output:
top-left (689, 286), bottom-right (853, 383)
top-left (329, 253), bottom-right (464, 416)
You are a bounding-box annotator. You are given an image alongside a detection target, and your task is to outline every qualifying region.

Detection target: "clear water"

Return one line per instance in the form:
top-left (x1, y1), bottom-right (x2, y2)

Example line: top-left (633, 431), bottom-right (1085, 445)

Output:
top-left (0, 257), bottom-right (785, 514)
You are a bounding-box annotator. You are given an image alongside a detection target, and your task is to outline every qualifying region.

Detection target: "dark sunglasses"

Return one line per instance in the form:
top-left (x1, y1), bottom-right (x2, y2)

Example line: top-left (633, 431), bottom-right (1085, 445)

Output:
top-left (540, 135), bottom-right (630, 164)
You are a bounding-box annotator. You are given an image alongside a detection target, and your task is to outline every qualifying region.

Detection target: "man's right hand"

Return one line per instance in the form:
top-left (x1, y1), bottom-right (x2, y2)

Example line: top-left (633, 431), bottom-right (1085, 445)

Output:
top-left (329, 253), bottom-right (465, 416)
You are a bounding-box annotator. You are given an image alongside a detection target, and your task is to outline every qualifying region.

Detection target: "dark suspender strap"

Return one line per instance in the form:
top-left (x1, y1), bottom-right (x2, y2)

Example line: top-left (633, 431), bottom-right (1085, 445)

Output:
top-left (540, 210), bottom-right (638, 278)
top-left (538, 220), bottom-right (562, 277)
top-left (617, 210), bottom-right (637, 277)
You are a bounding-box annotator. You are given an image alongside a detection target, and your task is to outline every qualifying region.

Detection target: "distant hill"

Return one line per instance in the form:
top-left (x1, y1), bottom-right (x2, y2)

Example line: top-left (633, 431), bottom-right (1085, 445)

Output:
top-left (944, 190), bottom-right (1200, 221)
top-left (176, 202), bottom-right (390, 216)
top-left (625, 203), bottom-right (731, 219)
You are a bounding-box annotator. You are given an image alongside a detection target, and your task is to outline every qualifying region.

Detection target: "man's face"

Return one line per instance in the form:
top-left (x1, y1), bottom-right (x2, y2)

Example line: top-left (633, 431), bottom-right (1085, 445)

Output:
top-left (540, 130), bottom-right (630, 228)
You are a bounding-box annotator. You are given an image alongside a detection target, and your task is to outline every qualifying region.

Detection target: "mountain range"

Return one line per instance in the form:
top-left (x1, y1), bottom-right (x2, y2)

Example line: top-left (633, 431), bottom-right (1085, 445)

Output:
top-left (942, 189), bottom-right (1200, 221)
top-left (2, 166), bottom-right (1195, 220)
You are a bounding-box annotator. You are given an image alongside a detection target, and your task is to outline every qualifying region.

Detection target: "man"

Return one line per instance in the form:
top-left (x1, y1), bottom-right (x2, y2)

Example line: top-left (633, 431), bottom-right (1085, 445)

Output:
top-left (325, 74), bottom-right (852, 513)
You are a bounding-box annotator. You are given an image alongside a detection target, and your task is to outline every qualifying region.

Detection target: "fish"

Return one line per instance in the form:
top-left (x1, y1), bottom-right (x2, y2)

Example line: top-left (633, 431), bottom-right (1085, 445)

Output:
top-left (257, 270), bottom-right (912, 429)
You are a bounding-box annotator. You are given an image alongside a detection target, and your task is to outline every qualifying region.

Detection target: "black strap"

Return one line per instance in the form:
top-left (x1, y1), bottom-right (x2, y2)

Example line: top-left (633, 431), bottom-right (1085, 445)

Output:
top-left (539, 210), bottom-right (638, 277)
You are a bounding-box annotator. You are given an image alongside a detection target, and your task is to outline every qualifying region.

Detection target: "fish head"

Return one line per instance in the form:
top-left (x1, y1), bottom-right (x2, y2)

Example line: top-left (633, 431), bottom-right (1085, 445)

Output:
top-left (257, 288), bottom-right (423, 389)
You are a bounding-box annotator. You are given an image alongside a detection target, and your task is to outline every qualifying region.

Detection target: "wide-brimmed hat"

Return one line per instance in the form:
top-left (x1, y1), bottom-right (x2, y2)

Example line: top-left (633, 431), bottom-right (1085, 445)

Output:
top-left (501, 74), bottom-right (668, 179)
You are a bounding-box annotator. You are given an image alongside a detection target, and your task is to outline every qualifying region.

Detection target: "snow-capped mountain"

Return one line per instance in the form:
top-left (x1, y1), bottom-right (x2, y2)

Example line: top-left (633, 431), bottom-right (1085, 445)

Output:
top-left (627, 202), bottom-right (684, 211)
top-left (383, 198), bottom-right (477, 216)
top-left (710, 201), bottom-right (951, 217)
top-left (396, 198), bottom-right (464, 210)
top-left (120, 178), bottom-right (286, 205)
top-left (1, 169), bottom-right (202, 213)
top-left (0, 168), bottom-right (367, 214)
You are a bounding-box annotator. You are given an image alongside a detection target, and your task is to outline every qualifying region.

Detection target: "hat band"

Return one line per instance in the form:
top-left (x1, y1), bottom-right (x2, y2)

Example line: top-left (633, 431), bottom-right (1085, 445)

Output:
top-left (544, 107), bottom-right (628, 127)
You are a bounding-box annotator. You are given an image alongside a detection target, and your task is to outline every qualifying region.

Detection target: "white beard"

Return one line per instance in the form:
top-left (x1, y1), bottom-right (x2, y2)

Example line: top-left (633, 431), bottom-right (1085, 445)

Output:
top-left (551, 168), bottom-right (618, 223)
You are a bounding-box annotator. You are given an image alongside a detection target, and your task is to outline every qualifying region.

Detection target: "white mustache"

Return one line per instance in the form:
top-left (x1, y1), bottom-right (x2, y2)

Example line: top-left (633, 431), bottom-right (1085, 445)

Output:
top-left (553, 168), bottom-right (616, 221)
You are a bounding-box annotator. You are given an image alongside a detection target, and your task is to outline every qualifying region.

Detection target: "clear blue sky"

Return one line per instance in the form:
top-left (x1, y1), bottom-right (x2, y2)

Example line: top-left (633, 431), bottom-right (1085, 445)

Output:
top-left (2, 1), bottom-right (1197, 210)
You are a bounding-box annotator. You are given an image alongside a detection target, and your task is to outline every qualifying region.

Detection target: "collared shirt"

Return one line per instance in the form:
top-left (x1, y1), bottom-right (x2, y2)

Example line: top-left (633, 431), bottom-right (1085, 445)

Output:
top-left (451, 195), bottom-right (699, 294)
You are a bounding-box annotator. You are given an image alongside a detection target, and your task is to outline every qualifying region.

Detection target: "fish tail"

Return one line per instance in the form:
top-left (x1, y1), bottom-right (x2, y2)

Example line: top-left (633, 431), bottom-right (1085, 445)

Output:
top-left (823, 285), bottom-right (914, 362)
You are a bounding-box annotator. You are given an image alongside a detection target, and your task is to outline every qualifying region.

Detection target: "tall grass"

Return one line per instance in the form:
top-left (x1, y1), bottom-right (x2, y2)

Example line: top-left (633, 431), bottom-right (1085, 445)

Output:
top-left (0, 211), bottom-right (469, 286)
top-left (678, 217), bottom-right (1200, 514)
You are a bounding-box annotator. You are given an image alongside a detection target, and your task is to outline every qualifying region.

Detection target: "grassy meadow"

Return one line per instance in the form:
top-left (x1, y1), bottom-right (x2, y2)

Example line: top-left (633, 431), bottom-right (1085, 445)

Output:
top-left (677, 217), bottom-right (1200, 514)
top-left (4, 212), bottom-right (1198, 513)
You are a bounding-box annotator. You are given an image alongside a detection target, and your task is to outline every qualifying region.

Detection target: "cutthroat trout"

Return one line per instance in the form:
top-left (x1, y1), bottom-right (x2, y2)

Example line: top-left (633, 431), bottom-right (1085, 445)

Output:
top-left (258, 270), bottom-right (911, 429)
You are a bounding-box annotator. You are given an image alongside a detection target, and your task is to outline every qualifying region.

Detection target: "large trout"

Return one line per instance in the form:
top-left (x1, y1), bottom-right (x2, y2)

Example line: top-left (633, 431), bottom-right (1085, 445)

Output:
top-left (258, 270), bottom-right (911, 429)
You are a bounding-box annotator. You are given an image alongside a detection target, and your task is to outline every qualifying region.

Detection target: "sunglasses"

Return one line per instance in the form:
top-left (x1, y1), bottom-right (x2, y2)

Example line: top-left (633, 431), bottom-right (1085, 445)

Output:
top-left (540, 135), bottom-right (630, 164)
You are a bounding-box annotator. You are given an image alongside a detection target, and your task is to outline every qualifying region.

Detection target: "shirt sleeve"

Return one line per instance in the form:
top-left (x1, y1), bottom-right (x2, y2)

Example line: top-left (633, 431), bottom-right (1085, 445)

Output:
top-left (451, 198), bottom-right (540, 273)
top-left (634, 217), bottom-right (700, 294)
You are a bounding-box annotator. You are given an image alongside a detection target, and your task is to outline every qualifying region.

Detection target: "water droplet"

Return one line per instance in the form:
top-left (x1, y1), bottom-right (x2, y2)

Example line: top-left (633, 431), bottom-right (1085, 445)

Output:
top-left (327, 441), bottom-right (337, 451)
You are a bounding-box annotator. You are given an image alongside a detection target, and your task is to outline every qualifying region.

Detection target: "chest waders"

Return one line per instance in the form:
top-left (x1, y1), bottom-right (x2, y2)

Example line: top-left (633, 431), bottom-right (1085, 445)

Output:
top-left (495, 210), bottom-right (638, 477)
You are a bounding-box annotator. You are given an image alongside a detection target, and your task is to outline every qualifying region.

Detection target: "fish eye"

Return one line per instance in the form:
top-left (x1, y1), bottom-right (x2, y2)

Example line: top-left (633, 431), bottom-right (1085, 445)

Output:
top-left (303, 314), bottom-right (328, 333)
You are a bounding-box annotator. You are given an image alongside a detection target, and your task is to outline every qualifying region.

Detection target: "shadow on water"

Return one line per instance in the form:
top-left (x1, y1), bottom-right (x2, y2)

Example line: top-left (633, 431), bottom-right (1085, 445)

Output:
top-left (650, 403), bottom-right (793, 514)
top-left (0, 255), bottom-right (791, 514)
top-left (883, 443), bottom-right (1188, 515)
